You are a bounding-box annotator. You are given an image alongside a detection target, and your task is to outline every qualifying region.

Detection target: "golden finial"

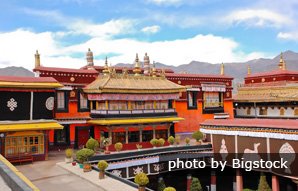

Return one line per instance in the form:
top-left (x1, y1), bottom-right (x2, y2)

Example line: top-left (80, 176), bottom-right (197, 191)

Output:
top-left (279, 52), bottom-right (286, 70)
top-left (247, 65), bottom-right (251, 75)
top-left (102, 56), bottom-right (110, 75)
top-left (122, 68), bottom-right (128, 77)
top-left (220, 62), bottom-right (224, 75)
top-left (86, 48), bottom-right (94, 66)
top-left (133, 53), bottom-right (141, 76)
top-left (35, 50), bottom-right (40, 68)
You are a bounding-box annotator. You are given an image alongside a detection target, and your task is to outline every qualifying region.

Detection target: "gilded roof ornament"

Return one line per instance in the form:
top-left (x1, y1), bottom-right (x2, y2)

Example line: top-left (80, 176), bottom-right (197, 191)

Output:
top-left (279, 52), bottom-right (287, 70)
top-left (152, 61), bottom-right (157, 77)
top-left (103, 56), bottom-right (110, 75)
top-left (247, 65), bottom-right (251, 75)
top-left (133, 53), bottom-right (142, 76)
top-left (35, 50), bottom-right (41, 68)
top-left (220, 63), bottom-right (224, 75)
top-left (86, 48), bottom-right (94, 66)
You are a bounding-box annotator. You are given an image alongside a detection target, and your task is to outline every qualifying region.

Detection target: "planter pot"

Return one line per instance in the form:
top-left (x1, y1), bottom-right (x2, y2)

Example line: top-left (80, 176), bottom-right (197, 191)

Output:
top-left (65, 157), bottom-right (73, 163)
top-left (72, 161), bottom-right (77, 166)
top-left (196, 141), bottom-right (201, 145)
top-left (78, 163), bottom-right (83, 168)
top-left (153, 146), bottom-right (156, 149)
top-left (83, 162), bottom-right (92, 172)
top-left (99, 171), bottom-right (105, 179)
top-left (138, 186), bottom-right (146, 191)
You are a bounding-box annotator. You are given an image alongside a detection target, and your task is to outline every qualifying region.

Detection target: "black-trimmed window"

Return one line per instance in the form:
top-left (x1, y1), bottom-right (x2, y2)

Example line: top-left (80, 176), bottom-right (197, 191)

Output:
top-left (142, 130), bottom-right (153, 142)
top-left (187, 91), bottom-right (197, 109)
top-left (128, 131), bottom-right (140, 143)
top-left (78, 91), bottom-right (89, 112)
top-left (54, 125), bottom-right (70, 145)
top-left (112, 132), bottom-right (126, 144)
top-left (155, 130), bottom-right (168, 139)
top-left (56, 91), bottom-right (68, 112)
top-left (168, 100), bottom-right (173, 109)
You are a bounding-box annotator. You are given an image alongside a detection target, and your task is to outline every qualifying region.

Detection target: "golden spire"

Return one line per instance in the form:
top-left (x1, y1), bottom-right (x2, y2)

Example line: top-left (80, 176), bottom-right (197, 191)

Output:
top-left (247, 65), bottom-right (251, 75)
top-left (279, 52), bottom-right (286, 70)
top-left (133, 53), bottom-right (141, 76)
top-left (143, 52), bottom-right (150, 76)
top-left (220, 62), bottom-right (224, 75)
top-left (102, 56), bottom-right (110, 75)
top-left (35, 50), bottom-right (41, 68)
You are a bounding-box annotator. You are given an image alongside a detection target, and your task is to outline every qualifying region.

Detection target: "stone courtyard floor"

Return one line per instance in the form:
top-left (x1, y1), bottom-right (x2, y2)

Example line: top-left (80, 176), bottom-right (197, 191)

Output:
top-left (16, 151), bottom-right (103, 191)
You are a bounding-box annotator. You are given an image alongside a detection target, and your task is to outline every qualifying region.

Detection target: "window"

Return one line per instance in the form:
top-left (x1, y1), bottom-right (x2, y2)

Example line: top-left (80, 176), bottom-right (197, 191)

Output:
top-left (5, 133), bottom-right (44, 156)
top-left (54, 125), bottom-right (70, 145)
top-left (145, 101), bottom-right (153, 109)
top-left (280, 108), bottom-right (285, 116)
top-left (203, 92), bottom-right (222, 108)
top-left (168, 100), bottom-right (173, 109)
top-left (187, 91), bottom-right (197, 109)
top-left (259, 107), bottom-right (267, 115)
top-left (79, 92), bottom-right (89, 111)
top-left (112, 132), bottom-right (126, 144)
top-left (128, 131), bottom-right (140, 143)
top-left (295, 108), bottom-right (298, 116)
top-left (133, 101), bottom-right (145, 110)
top-left (56, 91), bottom-right (68, 112)
top-left (155, 130), bottom-right (168, 139)
top-left (247, 107), bottom-right (251, 115)
top-left (142, 130), bottom-right (153, 142)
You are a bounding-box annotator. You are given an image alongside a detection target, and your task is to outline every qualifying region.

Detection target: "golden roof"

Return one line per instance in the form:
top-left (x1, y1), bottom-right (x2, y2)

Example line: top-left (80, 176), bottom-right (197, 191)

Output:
top-left (234, 83), bottom-right (298, 102)
top-left (83, 74), bottom-right (186, 94)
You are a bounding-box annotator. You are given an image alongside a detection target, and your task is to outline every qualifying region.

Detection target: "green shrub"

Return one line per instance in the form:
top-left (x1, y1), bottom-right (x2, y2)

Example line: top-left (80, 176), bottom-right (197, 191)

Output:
top-left (185, 137), bottom-right (190, 145)
top-left (97, 160), bottom-right (109, 171)
top-left (243, 189), bottom-right (254, 191)
top-left (114, 142), bottom-right (123, 152)
top-left (65, 148), bottom-right (73, 158)
top-left (164, 187), bottom-right (176, 191)
top-left (76, 148), bottom-right (94, 163)
top-left (192, 131), bottom-right (203, 142)
top-left (168, 136), bottom-right (175, 145)
top-left (190, 177), bottom-right (202, 191)
top-left (150, 138), bottom-right (159, 147)
top-left (258, 173), bottom-right (271, 191)
top-left (134, 172), bottom-right (149, 186)
top-left (86, 138), bottom-right (99, 150)
top-left (158, 138), bottom-right (165, 146)
top-left (157, 177), bottom-right (166, 191)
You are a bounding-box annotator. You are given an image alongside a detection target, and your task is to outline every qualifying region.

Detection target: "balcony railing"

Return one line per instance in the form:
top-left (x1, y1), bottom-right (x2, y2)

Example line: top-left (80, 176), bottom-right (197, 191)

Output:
top-left (203, 101), bottom-right (223, 108)
top-left (91, 108), bottom-right (176, 115)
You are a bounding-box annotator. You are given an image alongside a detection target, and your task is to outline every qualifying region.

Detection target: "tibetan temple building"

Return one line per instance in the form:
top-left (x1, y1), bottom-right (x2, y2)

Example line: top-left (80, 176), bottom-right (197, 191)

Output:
top-left (200, 54), bottom-right (298, 191)
top-left (234, 53), bottom-right (298, 119)
top-left (32, 49), bottom-right (234, 150)
top-left (0, 75), bottom-right (63, 161)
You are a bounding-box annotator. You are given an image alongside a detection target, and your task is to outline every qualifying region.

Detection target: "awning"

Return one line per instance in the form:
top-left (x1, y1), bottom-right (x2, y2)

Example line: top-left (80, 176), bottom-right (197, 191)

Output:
top-left (88, 117), bottom-right (184, 125)
top-left (0, 121), bottom-right (63, 132)
top-left (201, 83), bottom-right (226, 92)
top-left (88, 93), bottom-right (179, 101)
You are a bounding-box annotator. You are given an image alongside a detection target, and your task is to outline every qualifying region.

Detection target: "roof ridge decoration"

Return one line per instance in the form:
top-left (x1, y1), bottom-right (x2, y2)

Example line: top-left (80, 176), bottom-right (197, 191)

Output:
top-left (133, 53), bottom-right (142, 76)
top-left (278, 52), bottom-right (287, 70)
top-left (35, 50), bottom-right (41, 68)
top-left (220, 62), bottom-right (224, 75)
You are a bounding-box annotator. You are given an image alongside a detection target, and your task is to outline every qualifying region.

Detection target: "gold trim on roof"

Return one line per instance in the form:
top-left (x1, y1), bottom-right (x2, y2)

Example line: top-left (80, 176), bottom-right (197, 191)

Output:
top-left (0, 121), bottom-right (63, 132)
top-left (0, 82), bottom-right (63, 88)
top-left (83, 74), bottom-right (186, 94)
top-left (88, 117), bottom-right (184, 125)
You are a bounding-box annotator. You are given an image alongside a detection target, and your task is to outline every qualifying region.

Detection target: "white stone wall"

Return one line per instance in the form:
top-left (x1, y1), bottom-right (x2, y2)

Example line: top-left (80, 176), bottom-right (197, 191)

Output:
top-left (236, 106), bottom-right (298, 118)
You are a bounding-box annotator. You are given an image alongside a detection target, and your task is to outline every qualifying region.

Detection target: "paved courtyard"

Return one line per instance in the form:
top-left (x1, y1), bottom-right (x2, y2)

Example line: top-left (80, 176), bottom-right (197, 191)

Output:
top-left (16, 151), bottom-right (104, 191)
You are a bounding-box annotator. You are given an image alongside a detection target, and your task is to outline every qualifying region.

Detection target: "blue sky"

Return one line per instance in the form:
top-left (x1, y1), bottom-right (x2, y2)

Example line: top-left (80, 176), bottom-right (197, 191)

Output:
top-left (0, 0), bottom-right (298, 69)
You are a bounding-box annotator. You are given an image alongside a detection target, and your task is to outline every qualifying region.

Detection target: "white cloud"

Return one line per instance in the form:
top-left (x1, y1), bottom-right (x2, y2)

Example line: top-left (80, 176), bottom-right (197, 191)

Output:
top-left (147, 0), bottom-right (182, 6)
top-left (141, 25), bottom-right (160, 34)
top-left (0, 29), bottom-right (269, 70)
top-left (223, 9), bottom-right (291, 28)
top-left (277, 32), bottom-right (298, 41)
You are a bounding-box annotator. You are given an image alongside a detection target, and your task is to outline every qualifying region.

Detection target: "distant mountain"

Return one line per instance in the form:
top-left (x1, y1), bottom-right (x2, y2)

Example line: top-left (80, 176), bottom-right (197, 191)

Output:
top-left (116, 50), bottom-right (298, 86)
top-left (0, 66), bottom-right (34, 77)
top-left (1, 51), bottom-right (298, 87)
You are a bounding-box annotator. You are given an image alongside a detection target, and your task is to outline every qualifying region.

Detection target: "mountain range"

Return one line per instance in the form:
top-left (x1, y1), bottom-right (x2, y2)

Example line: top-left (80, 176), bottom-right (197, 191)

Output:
top-left (1, 50), bottom-right (297, 87)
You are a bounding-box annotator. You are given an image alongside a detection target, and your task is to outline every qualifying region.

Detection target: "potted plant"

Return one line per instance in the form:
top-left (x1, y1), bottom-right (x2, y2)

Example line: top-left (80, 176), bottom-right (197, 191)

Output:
top-left (136, 144), bottom-right (142, 151)
top-left (114, 142), bottom-right (123, 152)
top-left (190, 177), bottom-right (202, 191)
top-left (192, 131), bottom-right (203, 144)
top-left (185, 137), bottom-right (190, 146)
top-left (76, 148), bottom-right (95, 171)
top-left (97, 160), bottom-right (109, 179)
top-left (150, 138), bottom-right (159, 148)
top-left (86, 137), bottom-right (99, 151)
top-left (158, 138), bottom-right (165, 147)
top-left (134, 172), bottom-right (149, 191)
top-left (175, 135), bottom-right (181, 146)
top-left (65, 148), bottom-right (73, 163)
top-left (164, 187), bottom-right (176, 191)
top-left (168, 136), bottom-right (175, 146)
